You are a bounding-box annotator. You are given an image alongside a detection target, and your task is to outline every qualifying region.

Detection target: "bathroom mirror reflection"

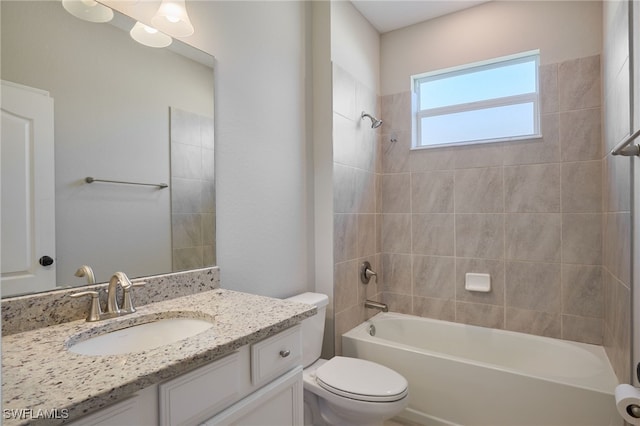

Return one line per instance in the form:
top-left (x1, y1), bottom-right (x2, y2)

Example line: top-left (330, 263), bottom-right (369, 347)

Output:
top-left (0, 1), bottom-right (215, 297)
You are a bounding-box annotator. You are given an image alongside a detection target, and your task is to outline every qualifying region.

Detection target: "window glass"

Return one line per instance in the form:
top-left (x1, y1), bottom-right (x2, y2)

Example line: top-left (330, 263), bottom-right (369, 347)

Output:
top-left (413, 51), bottom-right (540, 148)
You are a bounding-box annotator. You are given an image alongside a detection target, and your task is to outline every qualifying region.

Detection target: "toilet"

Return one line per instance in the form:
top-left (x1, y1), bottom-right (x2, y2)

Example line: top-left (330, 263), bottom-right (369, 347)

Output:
top-left (287, 292), bottom-right (409, 426)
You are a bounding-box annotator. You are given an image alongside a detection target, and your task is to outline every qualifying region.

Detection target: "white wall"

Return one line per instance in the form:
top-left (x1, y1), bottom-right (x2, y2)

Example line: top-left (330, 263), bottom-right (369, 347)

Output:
top-left (381, 0), bottom-right (602, 95)
top-left (184, 1), bottom-right (313, 297)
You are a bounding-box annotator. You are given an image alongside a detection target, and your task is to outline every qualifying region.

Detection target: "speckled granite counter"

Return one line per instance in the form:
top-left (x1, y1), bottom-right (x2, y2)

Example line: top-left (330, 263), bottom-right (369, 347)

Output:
top-left (2, 289), bottom-right (315, 425)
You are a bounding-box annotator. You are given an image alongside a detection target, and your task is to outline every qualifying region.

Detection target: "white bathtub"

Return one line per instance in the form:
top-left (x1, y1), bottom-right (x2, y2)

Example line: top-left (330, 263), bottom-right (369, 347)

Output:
top-left (342, 312), bottom-right (620, 426)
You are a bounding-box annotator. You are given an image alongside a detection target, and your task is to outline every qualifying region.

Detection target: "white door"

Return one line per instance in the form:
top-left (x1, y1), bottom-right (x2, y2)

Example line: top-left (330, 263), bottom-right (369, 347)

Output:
top-left (1, 80), bottom-right (56, 296)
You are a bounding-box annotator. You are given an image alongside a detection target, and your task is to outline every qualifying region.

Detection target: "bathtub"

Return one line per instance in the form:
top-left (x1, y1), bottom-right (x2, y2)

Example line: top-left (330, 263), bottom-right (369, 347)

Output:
top-left (342, 312), bottom-right (619, 426)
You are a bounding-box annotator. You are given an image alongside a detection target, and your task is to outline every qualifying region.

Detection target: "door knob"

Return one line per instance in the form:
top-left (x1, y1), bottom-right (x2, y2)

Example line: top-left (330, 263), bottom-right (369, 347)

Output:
top-left (39, 256), bottom-right (54, 266)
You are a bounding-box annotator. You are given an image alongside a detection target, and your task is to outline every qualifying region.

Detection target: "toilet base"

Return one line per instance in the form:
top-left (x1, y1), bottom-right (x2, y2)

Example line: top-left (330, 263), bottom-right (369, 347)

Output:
top-left (302, 359), bottom-right (408, 426)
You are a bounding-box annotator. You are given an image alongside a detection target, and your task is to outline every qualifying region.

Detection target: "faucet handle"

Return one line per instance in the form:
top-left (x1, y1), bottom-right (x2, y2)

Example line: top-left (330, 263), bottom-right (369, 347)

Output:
top-left (122, 281), bottom-right (145, 314)
top-left (70, 291), bottom-right (103, 322)
top-left (360, 261), bottom-right (378, 284)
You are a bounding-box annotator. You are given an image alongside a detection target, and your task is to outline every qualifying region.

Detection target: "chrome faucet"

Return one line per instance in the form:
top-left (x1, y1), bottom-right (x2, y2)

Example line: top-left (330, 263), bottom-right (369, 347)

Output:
top-left (364, 299), bottom-right (388, 312)
top-left (106, 272), bottom-right (133, 315)
top-left (74, 265), bottom-right (95, 284)
top-left (71, 271), bottom-right (143, 322)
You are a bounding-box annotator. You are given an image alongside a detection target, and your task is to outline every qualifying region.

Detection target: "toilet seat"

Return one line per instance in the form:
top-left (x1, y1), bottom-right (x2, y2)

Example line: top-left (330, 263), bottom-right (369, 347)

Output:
top-left (314, 356), bottom-right (408, 403)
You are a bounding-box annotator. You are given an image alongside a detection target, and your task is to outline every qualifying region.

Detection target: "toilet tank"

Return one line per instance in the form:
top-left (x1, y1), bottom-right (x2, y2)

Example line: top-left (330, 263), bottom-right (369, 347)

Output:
top-left (286, 292), bottom-right (329, 367)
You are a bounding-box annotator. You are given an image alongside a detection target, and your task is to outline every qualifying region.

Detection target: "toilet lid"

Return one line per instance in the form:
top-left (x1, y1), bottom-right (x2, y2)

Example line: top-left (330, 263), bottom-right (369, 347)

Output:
top-left (315, 357), bottom-right (408, 402)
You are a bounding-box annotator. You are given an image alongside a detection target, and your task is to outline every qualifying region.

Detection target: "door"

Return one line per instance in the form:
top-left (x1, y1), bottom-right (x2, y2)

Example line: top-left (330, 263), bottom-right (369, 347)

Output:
top-left (1, 80), bottom-right (56, 296)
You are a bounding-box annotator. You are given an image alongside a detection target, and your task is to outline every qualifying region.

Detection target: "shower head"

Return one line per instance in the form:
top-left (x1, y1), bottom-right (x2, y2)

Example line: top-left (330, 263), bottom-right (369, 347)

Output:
top-left (361, 111), bottom-right (383, 129)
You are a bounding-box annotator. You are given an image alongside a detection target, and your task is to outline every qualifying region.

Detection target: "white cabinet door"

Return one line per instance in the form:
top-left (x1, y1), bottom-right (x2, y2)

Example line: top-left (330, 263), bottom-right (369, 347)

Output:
top-left (67, 386), bottom-right (157, 426)
top-left (1, 80), bottom-right (56, 296)
top-left (203, 366), bottom-right (303, 426)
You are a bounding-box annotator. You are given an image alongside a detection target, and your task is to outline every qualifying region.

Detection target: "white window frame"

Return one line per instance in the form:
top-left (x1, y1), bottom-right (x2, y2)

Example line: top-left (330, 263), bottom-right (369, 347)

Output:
top-left (411, 50), bottom-right (541, 149)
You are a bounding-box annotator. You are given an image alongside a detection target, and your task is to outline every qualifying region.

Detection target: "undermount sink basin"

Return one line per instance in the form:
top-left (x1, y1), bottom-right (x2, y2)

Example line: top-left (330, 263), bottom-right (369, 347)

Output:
top-left (68, 318), bottom-right (214, 356)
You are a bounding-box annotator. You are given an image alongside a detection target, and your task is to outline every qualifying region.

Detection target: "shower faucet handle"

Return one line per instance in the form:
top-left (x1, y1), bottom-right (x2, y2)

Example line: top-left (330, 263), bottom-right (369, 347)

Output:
top-left (360, 261), bottom-right (378, 284)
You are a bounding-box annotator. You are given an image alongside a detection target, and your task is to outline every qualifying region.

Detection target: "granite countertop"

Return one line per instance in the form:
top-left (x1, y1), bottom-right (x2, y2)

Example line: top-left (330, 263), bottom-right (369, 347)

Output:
top-left (2, 289), bottom-right (316, 425)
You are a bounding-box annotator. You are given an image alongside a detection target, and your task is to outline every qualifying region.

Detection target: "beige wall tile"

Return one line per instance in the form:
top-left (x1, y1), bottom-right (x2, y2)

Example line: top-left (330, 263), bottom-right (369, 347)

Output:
top-left (334, 213), bottom-right (357, 262)
top-left (603, 154), bottom-right (631, 213)
top-left (381, 91), bottom-right (411, 133)
top-left (562, 315), bottom-right (603, 345)
top-left (505, 213), bottom-right (561, 262)
top-left (539, 63), bottom-right (558, 114)
top-left (380, 292), bottom-right (413, 315)
top-left (454, 167), bottom-right (503, 213)
top-left (201, 180), bottom-right (215, 213)
top-left (413, 255), bottom-right (455, 299)
top-left (456, 302), bottom-right (504, 329)
top-left (381, 253), bottom-right (412, 294)
top-left (503, 113), bottom-right (560, 165)
top-left (562, 213), bottom-right (602, 265)
top-left (334, 260), bottom-right (359, 313)
top-left (411, 171), bottom-right (454, 213)
top-left (333, 163), bottom-right (357, 213)
top-left (382, 214), bottom-right (412, 253)
top-left (381, 173), bottom-right (411, 213)
top-left (409, 146), bottom-right (456, 172)
top-left (603, 212), bottom-right (632, 286)
top-left (505, 308), bottom-right (561, 338)
top-left (561, 161), bottom-right (602, 213)
top-left (381, 132), bottom-right (411, 173)
top-left (333, 64), bottom-right (357, 120)
top-left (173, 247), bottom-right (203, 271)
top-left (505, 261), bottom-right (561, 312)
top-left (335, 304), bottom-right (365, 356)
top-left (357, 125), bottom-right (379, 172)
top-left (355, 169), bottom-right (376, 213)
top-left (357, 214), bottom-right (377, 258)
top-left (356, 80), bottom-right (377, 125)
top-left (172, 213), bottom-right (203, 248)
top-left (558, 55), bottom-right (601, 111)
top-left (504, 164), bottom-right (561, 213)
top-left (413, 297), bottom-right (455, 321)
top-left (201, 213), bottom-right (215, 246)
top-left (413, 214), bottom-right (455, 256)
top-left (333, 113), bottom-right (358, 167)
top-left (171, 178), bottom-right (202, 214)
top-left (562, 265), bottom-right (603, 318)
top-left (455, 214), bottom-right (504, 259)
top-left (453, 142), bottom-right (503, 169)
top-left (559, 108), bottom-right (602, 162)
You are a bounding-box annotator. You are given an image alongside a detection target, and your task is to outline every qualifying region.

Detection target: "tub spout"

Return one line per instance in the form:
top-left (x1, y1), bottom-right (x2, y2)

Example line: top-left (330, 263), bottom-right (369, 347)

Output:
top-left (365, 299), bottom-right (388, 312)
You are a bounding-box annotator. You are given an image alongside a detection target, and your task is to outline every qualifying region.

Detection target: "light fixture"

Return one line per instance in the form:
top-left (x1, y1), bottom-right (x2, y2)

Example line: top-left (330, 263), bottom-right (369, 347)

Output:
top-left (61, 0), bottom-right (114, 23)
top-left (130, 22), bottom-right (173, 48)
top-left (151, 0), bottom-right (194, 37)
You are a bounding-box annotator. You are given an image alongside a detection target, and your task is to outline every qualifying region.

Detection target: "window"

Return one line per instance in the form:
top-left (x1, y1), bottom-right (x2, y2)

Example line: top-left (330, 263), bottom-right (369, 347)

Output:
top-left (412, 51), bottom-right (541, 149)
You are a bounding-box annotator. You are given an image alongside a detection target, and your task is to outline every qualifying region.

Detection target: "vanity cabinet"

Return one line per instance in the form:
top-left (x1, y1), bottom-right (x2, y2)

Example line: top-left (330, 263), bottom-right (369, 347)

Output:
top-left (69, 325), bottom-right (302, 426)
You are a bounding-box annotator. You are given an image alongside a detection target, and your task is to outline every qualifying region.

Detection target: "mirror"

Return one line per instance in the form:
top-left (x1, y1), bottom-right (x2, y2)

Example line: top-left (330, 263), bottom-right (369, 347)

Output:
top-left (1, 1), bottom-right (215, 297)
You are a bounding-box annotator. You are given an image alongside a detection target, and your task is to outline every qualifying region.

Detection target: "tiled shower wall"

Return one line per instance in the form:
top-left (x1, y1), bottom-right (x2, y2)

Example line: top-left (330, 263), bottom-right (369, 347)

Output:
top-left (378, 55), bottom-right (604, 345)
top-left (332, 64), bottom-right (383, 355)
top-left (170, 107), bottom-right (216, 272)
top-left (602, 0), bottom-right (632, 383)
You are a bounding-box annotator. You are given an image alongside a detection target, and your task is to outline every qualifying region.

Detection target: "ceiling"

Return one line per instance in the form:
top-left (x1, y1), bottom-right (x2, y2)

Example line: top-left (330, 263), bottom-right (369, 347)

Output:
top-left (350, 0), bottom-right (491, 33)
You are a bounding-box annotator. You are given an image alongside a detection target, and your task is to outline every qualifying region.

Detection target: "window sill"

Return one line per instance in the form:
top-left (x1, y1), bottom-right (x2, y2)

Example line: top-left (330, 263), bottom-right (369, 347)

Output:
top-left (411, 133), bottom-right (543, 150)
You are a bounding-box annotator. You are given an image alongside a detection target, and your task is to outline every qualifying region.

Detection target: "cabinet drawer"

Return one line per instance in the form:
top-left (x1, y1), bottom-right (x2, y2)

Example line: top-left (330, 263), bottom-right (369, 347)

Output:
top-left (159, 351), bottom-right (240, 426)
top-left (251, 325), bottom-right (301, 387)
